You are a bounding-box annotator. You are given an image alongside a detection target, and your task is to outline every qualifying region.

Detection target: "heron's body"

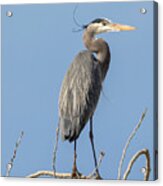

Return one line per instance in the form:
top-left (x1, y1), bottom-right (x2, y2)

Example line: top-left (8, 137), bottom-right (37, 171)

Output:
top-left (57, 17), bottom-right (135, 177)
top-left (59, 50), bottom-right (106, 142)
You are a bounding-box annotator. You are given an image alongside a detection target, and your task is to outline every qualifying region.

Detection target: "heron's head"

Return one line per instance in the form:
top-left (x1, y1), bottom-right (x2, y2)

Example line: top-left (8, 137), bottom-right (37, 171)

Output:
top-left (84, 18), bottom-right (136, 34)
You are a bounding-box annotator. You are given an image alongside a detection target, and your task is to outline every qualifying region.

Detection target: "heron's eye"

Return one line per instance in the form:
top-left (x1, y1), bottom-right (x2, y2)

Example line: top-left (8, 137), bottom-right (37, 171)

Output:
top-left (102, 22), bottom-right (106, 26)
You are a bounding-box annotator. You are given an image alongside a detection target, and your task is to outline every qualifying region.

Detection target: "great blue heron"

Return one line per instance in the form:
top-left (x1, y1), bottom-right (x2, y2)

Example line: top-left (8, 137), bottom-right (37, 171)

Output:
top-left (58, 18), bottom-right (135, 177)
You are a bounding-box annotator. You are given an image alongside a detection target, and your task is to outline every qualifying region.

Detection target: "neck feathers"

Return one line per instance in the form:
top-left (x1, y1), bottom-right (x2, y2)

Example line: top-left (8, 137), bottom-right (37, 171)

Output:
top-left (83, 28), bottom-right (111, 80)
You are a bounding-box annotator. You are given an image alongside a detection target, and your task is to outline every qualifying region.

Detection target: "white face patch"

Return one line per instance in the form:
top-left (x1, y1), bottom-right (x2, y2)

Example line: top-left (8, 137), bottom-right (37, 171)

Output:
top-left (89, 23), bottom-right (110, 34)
top-left (87, 19), bottom-right (122, 34)
top-left (96, 25), bottom-right (112, 33)
top-left (91, 23), bottom-right (113, 34)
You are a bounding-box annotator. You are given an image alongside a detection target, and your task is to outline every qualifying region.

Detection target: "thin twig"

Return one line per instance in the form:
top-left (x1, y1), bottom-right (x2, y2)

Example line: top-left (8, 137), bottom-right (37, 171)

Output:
top-left (52, 123), bottom-right (60, 176)
top-left (123, 149), bottom-right (150, 180)
top-left (117, 108), bottom-right (147, 180)
top-left (6, 131), bottom-right (24, 177)
top-left (89, 151), bottom-right (105, 178)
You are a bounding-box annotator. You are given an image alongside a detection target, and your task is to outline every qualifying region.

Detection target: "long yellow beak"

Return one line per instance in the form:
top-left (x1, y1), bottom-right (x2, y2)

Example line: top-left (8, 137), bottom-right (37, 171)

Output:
top-left (110, 23), bottom-right (136, 31)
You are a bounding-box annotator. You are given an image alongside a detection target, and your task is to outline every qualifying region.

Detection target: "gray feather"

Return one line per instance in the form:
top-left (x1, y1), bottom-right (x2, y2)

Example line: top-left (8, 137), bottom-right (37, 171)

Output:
top-left (59, 50), bottom-right (102, 142)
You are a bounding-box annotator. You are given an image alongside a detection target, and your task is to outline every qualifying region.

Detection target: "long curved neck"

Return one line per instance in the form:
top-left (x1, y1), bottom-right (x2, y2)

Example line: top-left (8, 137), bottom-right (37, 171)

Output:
top-left (83, 28), bottom-right (111, 80)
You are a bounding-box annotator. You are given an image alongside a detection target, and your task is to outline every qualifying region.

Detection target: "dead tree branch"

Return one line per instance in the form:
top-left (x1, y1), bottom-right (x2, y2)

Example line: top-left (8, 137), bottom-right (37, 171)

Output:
top-left (123, 149), bottom-right (150, 180)
top-left (89, 151), bottom-right (105, 179)
top-left (118, 108), bottom-right (147, 180)
top-left (27, 171), bottom-right (73, 178)
top-left (27, 171), bottom-right (88, 179)
top-left (6, 131), bottom-right (24, 177)
top-left (7, 108), bottom-right (149, 180)
top-left (27, 151), bottom-right (105, 179)
top-left (52, 124), bottom-right (60, 176)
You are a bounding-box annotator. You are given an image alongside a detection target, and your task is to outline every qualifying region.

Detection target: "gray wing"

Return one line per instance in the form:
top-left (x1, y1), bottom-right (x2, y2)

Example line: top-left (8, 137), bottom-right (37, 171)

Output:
top-left (59, 50), bottom-right (102, 142)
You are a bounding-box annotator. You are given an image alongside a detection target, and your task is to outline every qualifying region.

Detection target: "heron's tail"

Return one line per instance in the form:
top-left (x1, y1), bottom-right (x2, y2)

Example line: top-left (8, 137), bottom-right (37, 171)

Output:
top-left (59, 117), bottom-right (80, 142)
top-left (59, 118), bottom-right (72, 141)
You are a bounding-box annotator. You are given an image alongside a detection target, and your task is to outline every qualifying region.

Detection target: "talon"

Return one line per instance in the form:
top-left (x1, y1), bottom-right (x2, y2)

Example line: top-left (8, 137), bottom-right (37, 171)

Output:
top-left (95, 172), bottom-right (102, 180)
top-left (71, 166), bottom-right (81, 178)
top-left (72, 165), bottom-right (77, 178)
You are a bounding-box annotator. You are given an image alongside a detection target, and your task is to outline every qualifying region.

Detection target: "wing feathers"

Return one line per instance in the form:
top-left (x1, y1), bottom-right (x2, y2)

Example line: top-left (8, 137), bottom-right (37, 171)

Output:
top-left (59, 51), bottom-right (102, 142)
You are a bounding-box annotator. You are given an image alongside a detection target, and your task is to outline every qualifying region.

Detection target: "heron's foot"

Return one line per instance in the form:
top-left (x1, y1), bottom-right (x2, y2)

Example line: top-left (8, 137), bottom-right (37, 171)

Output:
top-left (90, 169), bottom-right (102, 180)
top-left (71, 165), bottom-right (82, 179)
top-left (94, 171), bottom-right (102, 180)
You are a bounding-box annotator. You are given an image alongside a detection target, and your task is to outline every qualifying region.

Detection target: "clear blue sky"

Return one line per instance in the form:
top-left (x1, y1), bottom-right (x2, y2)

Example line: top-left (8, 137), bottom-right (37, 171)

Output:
top-left (1, 1), bottom-right (155, 180)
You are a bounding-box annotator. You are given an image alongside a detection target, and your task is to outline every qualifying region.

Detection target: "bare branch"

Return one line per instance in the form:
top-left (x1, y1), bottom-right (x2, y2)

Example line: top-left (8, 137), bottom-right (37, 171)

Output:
top-left (27, 171), bottom-right (71, 178)
top-left (7, 109), bottom-right (149, 180)
top-left (117, 108), bottom-right (147, 180)
top-left (89, 151), bottom-right (105, 179)
top-left (27, 151), bottom-right (105, 179)
top-left (27, 147), bottom-right (150, 180)
top-left (27, 170), bottom-right (92, 179)
top-left (6, 131), bottom-right (24, 177)
top-left (52, 123), bottom-right (60, 176)
top-left (123, 149), bottom-right (150, 180)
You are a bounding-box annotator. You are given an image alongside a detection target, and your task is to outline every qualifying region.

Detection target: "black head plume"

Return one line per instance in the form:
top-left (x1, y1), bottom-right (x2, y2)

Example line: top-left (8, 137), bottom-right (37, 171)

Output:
top-left (91, 18), bottom-right (105, 24)
top-left (83, 18), bottom-right (104, 29)
top-left (82, 18), bottom-right (111, 30)
top-left (72, 6), bottom-right (111, 32)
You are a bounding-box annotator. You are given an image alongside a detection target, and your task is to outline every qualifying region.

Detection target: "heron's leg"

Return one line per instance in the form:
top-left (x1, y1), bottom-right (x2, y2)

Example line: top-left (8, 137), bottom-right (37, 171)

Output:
top-left (72, 140), bottom-right (77, 174)
top-left (89, 116), bottom-right (100, 177)
top-left (71, 140), bottom-right (82, 178)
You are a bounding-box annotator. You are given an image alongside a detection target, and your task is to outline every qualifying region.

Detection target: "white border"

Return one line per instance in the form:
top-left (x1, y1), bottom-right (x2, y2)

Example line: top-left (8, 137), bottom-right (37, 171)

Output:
top-left (0, 0), bottom-right (157, 5)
